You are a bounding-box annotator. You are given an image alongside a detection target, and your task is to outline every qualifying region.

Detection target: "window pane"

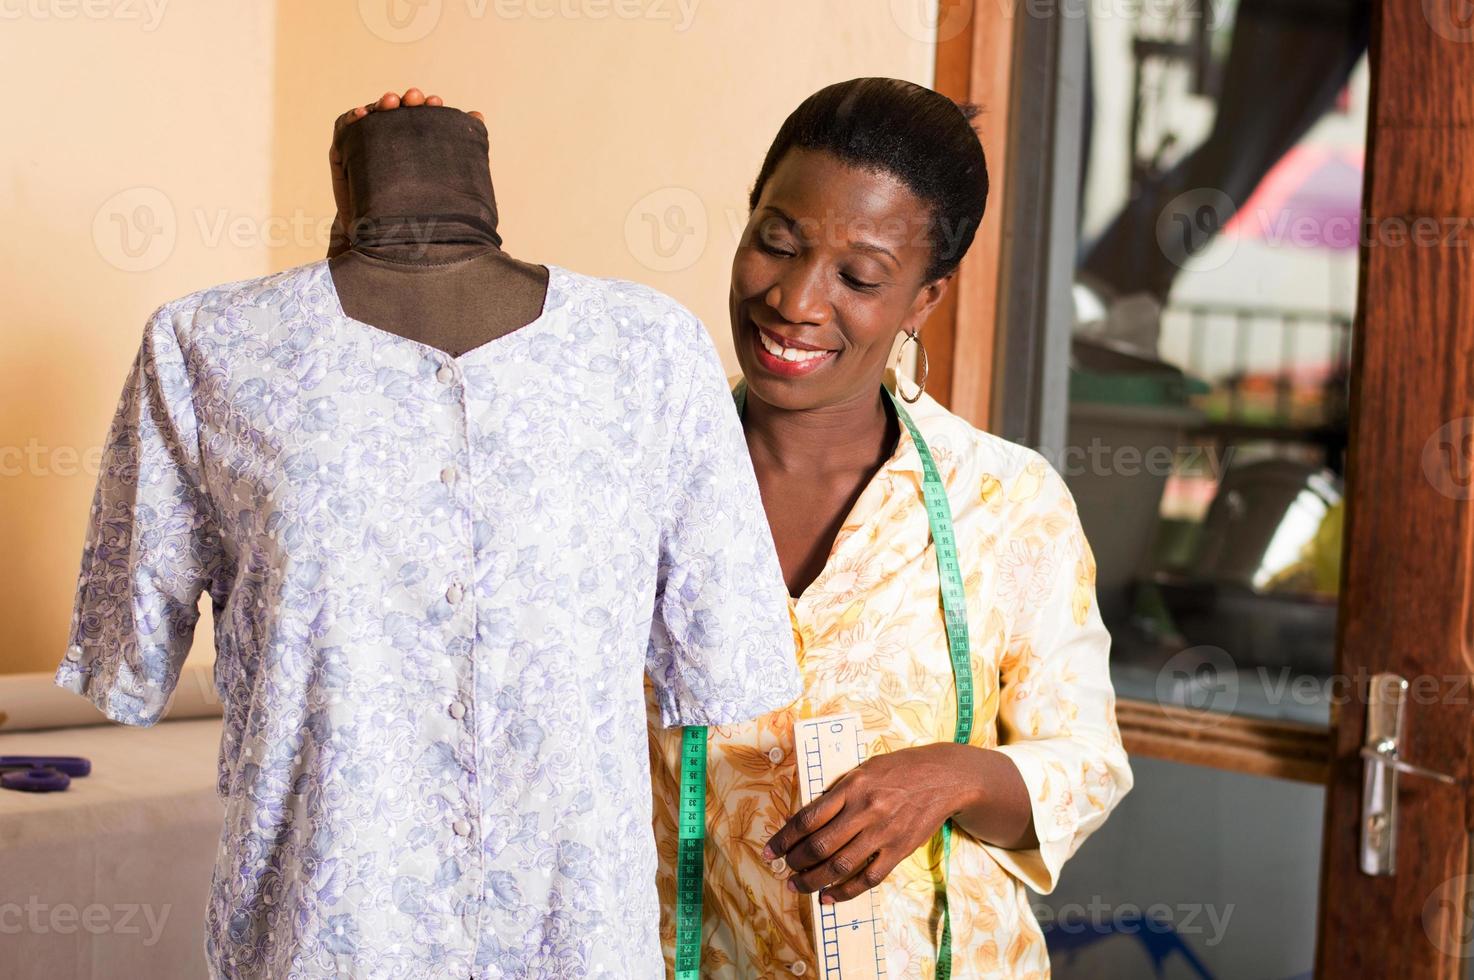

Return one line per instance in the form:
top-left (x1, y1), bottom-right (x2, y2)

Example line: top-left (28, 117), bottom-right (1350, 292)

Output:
top-left (1068, 0), bottom-right (1369, 730)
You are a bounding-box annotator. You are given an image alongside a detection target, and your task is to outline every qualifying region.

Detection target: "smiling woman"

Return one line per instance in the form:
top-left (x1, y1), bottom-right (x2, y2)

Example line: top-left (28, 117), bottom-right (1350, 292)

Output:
top-left (730, 78), bottom-right (988, 413)
top-left (648, 78), bottom-right (1133, 980)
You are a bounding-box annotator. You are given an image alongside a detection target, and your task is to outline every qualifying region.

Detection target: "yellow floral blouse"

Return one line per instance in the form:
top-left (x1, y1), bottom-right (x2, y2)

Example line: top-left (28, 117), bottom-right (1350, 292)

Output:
top-left (647, 373), bottom-right (1134, 979)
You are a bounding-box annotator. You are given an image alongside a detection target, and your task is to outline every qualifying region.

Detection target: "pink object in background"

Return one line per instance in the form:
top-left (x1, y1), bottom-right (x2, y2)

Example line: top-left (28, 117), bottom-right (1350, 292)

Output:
top-left (1225, 145), bottom-right (1364, 250)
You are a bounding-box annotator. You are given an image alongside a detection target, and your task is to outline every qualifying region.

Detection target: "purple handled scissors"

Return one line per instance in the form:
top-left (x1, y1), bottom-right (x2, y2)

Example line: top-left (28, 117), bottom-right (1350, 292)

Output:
top-left (0, 756), bottom-right (91, 793)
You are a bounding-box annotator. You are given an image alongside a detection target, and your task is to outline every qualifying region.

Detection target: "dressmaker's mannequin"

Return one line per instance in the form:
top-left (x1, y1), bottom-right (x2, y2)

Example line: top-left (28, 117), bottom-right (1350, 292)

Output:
top-left (328, 104), bottom-right (548, 357)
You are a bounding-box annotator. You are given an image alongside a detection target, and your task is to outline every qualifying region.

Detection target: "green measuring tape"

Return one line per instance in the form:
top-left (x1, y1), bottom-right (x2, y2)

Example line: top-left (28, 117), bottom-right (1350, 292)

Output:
top-left (675, 725), bottom-right (708, 979)
top-left (675, 382), bottom-right (974, 979)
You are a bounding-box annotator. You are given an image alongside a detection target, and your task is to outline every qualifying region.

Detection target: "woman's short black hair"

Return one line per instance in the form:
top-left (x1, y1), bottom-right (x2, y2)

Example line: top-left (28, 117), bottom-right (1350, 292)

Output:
top-left (748, 77), bottom-right (989, 282)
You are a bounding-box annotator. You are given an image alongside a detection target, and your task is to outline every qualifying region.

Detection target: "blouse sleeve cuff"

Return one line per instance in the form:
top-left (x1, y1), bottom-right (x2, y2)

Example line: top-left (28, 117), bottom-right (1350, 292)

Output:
top-left (653, 666), bottom-right (803, 730)
top-left (53, 642), bottom-right (173, 728)
top-left (978, 743), bottom-right (1079, 895)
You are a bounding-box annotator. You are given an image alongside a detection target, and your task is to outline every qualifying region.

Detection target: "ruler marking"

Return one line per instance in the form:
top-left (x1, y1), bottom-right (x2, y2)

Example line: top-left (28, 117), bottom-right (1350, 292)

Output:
top-left (794, 713), bottom-right (887, 980)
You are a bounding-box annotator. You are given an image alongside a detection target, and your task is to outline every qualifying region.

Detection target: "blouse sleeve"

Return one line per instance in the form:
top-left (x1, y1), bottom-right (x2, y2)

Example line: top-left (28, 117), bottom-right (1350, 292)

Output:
top-left (645, 310), bottom-right (800, 729)
top-left (54, 303), bottom-right (223, 727)
top-left (982, 459), bottom-right (1134, 893)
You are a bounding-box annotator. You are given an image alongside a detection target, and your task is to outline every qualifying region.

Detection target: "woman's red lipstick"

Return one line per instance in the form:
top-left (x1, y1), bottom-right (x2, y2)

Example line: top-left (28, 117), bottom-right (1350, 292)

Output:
top-left (750, 324), bottom-right (838, 378)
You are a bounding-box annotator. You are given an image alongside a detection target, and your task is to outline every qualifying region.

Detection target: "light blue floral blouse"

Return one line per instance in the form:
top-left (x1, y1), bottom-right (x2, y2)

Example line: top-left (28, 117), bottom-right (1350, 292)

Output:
top-left (54, 259), bottom-right (800, 979)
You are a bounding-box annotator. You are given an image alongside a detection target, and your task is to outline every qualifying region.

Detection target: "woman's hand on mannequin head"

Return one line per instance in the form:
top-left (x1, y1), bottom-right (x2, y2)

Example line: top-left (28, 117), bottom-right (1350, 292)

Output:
top-left (327, 88), bottom-right (486, 258)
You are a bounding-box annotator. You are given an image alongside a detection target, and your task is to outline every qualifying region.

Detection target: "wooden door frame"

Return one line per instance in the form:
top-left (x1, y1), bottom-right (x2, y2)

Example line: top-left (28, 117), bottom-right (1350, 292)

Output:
top-left (932, 0), bottom-right (1474, 973)
top-left (1316, 0), bottom-right (1474, 973)
top-left (929, 0), bottom-right (1088, 456)
top-left (926, 0), bottom-right (1012, 430)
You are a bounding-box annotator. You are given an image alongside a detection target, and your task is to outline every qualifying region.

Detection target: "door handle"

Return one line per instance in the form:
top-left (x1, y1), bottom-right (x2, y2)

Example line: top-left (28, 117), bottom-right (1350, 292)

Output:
top-left (1358, 745), bottom-right (1459, 785)
top-left (1360, 673), bottom-right (1464, 876)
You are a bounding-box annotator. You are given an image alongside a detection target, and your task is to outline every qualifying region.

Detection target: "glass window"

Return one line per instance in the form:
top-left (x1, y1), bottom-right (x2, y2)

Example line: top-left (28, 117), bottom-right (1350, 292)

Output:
top-left (1068, 0), bottom-right (1369, 730)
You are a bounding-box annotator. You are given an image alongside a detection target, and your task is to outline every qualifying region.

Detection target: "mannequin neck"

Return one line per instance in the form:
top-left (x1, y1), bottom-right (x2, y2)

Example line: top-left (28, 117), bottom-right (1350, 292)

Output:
top-left (334, 104), bottom-right (503, 263)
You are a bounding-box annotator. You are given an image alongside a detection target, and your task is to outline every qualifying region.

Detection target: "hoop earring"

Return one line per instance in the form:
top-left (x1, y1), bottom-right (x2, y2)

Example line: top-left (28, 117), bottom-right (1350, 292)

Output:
top-left (899, 330), bottom-right (928, 403)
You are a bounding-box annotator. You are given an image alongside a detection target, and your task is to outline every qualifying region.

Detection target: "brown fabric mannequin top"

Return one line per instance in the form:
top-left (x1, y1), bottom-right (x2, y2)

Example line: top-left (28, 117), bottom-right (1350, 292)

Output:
top-left (328, 105), bottom-right (549, 357)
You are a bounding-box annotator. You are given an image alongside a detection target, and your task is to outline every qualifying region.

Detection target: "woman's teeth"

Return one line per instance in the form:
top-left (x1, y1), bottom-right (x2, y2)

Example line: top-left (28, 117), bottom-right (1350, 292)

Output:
top-left (759, 332), bottom-right (831, 363)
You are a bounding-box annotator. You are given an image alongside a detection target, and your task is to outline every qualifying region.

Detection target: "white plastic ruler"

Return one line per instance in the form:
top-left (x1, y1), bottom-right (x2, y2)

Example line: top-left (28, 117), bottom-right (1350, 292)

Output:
top-left (794, 712), bottom-right (889, 980)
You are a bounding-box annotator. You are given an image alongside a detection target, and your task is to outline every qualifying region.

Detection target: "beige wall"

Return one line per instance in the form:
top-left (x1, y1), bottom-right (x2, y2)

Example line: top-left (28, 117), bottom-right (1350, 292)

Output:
top-left (270, 0), bottom-right (939, 355)
top-left (1, 1), bottom-right (279, 677)
top-left (2, 0), bottom-right (936, 675)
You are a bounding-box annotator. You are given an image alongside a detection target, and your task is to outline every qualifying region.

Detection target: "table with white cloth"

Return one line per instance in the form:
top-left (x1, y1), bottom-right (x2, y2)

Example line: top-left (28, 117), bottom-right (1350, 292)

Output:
top-left (0, 665), bottom-right (223, 980)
